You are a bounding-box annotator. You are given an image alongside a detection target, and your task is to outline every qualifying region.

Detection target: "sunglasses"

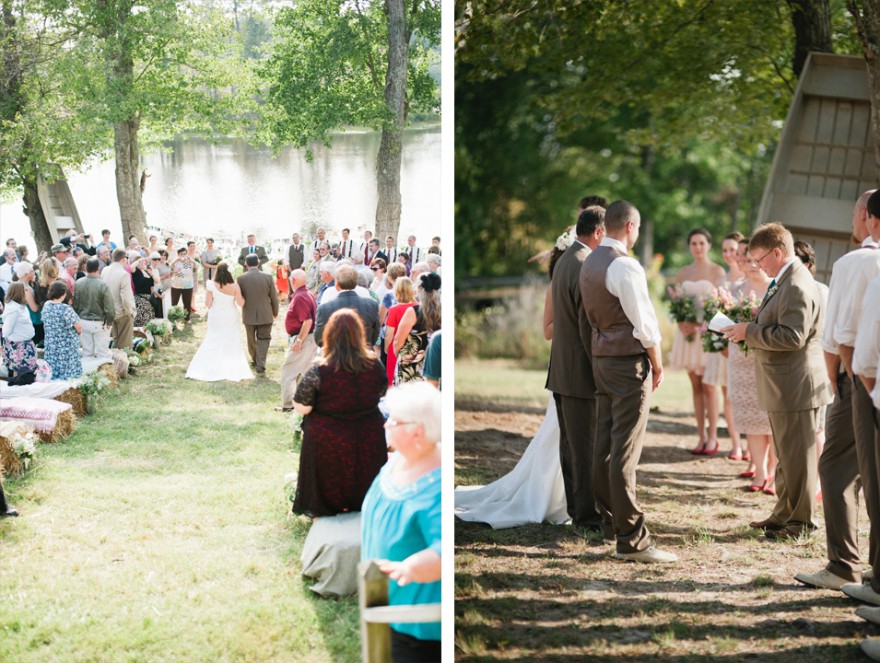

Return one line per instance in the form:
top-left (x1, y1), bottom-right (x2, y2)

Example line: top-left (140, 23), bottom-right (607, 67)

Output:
top-left (371, 267), bottom-right (382, 271)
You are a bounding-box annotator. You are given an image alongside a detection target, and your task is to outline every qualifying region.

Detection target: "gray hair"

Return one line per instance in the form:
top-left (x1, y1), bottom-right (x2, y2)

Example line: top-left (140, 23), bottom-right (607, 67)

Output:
top-left (13, 261), bottom-right (34, 278)
top-left (384, 382), bottom-right (441, 444)
top-left (318, 261), bottom-right (336, 275)
top-left (334, 263), bottom-right (358, 290)
top-left (426, 254), bottom-right (441, 268)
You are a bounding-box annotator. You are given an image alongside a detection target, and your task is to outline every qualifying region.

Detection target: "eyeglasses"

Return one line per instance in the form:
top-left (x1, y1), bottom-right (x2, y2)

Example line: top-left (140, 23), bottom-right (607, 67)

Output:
top-left (385, 419), bottom-right (417, 429)
top-left (371, 267), bottom-right (381, 271)
top-left (751, 249), bottom-right (775, 266)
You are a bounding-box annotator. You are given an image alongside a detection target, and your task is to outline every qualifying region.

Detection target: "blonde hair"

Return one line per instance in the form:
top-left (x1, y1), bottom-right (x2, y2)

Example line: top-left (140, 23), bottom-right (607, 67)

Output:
top-left (39, 258), bottom-right (59, 288)
top-left (393, 276), bottom-right (416, 304)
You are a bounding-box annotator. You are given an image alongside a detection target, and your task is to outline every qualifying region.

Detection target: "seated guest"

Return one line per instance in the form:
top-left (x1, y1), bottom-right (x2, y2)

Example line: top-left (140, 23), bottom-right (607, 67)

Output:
top-left (42, 280), bottom-right (82, 380)
top-left (292, 309), bottom-right (388, 517)
top-left (2, 282), bottom-right (37, 377)
top-left (361, 381), bottom-right (442, 663)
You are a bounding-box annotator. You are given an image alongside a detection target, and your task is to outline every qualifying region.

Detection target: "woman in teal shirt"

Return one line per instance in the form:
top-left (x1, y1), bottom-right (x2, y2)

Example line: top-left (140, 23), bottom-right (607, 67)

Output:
top-left (361, 382), bottom-right (441, 662)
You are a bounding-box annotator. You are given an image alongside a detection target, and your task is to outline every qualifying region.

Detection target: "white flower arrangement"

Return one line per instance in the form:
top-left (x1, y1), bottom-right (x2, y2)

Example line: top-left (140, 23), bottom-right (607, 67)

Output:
top-left (11, 430), bottom-right (38, 470)
top-left (284, 471), bottom-right (298, 505)
top-left (77, 372), bottom-right (112, 399)
top-left (555, 232), bottom-right (573, 251)
top-left (289, 413), bottom-right (304, 433)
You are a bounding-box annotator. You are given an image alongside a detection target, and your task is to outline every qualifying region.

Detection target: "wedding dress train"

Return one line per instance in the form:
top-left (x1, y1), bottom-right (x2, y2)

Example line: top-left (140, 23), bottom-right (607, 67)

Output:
top-left (454, 393), bottom-right (568, 529)
top-left (185, 281), bottom-right (253, 382)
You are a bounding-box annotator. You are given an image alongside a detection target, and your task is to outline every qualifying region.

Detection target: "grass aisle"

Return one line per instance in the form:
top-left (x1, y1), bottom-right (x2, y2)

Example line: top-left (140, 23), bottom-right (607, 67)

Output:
top-left (1, 312), bottom-right (357, 661)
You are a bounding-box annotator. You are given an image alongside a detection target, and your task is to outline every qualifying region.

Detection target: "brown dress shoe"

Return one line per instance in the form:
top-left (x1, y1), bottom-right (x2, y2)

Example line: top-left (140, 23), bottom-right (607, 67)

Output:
top-left (749, 518), bottom-right (783, 531)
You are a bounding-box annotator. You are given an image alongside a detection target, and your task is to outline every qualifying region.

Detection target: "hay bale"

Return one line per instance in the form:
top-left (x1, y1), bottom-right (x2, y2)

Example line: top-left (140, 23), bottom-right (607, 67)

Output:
top-left (39, 408), bottom-right (75, 443)
top-left (0, 421), bottom-right (36, 476)
top-left (110, 349), bottom-right (130, 380)
top-left (98, 362), bottom-right (119, 388)
top-left (55, 387), bottom-right (86, 417)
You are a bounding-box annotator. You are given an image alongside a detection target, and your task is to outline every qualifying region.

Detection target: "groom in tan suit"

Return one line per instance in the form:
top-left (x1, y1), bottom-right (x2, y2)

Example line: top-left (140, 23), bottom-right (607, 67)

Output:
top-left (237, 254), bottom-right (279, 375)
top-left (724, 222), bottom-right (832, 539)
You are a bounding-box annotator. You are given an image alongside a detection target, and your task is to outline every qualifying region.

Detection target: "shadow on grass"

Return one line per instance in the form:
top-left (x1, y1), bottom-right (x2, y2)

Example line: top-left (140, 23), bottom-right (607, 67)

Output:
top-left (455, 399), bottom-right (546, 416)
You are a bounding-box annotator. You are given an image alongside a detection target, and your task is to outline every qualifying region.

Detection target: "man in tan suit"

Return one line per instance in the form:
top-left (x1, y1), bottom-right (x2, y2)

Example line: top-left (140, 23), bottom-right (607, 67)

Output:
top-left (101, 248), bottom-right (136, 350)
top-left (546, 204), bottom-right (605, 530)
top-left (724, 222), bottom-right (832, 540)
top-left (237, 254), bottom-right (279, 375)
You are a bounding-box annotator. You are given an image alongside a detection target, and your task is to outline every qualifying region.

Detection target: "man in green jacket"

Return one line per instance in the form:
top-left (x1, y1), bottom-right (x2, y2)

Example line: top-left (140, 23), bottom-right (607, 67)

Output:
top-left (73, 258), bottom-right (116, 360)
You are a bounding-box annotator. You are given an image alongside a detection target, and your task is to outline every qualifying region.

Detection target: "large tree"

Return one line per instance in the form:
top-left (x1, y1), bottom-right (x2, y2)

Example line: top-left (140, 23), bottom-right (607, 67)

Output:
top-left (849, 0), bottom-right (880, 168)
top-left (0, 0), bottom-right (105, 252)
top-left (258, 0), bottom-right (440, 243)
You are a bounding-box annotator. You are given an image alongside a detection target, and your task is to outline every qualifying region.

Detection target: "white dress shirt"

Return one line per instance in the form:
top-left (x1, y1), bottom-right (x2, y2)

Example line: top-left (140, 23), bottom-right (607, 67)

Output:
top-left (2, 300), bottom-right (35, 342)
top-left (407, 246), bottom-right (424, 263)
top-left (600, 237), bottom-right (661, 349)
top-left (340, 239), bottom-right (356, 258)
top-left (822, 237), bottom-right (880, 355)
top-left (0, 261), bottom-right (14, 292)
top-left (853, 274), bottom-right (880, 378)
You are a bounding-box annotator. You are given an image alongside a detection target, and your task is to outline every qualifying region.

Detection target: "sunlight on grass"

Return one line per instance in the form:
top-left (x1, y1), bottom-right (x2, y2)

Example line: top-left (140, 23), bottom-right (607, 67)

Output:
top-left (0, 315), bottom-right (358, 661)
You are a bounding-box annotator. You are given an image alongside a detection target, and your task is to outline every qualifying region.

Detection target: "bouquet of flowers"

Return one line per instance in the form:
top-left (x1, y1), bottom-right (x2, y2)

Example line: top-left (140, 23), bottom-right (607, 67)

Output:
top-left (665, 285), bottom-right (698, 340)
top-left (146, 319), bottom-right (171, 337)
top-left (701, 287), bottom-right (734, 353)
top-left (77, 371), bottom-right (112, 413)
top-left (11, 429), bottom-right (38, 471)
top-left (727, 291), bottom-right (762, 354)
top-left (167, 306), bottom-right (186, 326)
top-left (290, 412), bottom-right (304, 443)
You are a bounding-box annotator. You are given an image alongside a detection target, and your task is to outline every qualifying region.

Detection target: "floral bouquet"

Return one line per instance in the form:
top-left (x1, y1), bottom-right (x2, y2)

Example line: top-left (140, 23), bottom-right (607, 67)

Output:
top-left (167, 306), bottom-right (186, 326)
top-left (701, 287), bottom-right (734, 353)
top-left (290, 412), bottom-right (304, 443)
top-left (665, 285), bottom-right (698, 341)
top-left (727, 291), bottom-right (762, 354)
top-left (13, 433), bottom-right (37, 471)
top-left (146, 319), bottom-right (171, 337)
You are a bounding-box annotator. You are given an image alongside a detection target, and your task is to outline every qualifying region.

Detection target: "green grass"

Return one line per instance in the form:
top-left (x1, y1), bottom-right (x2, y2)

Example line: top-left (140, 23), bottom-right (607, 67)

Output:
top-left (455, 358), bottom-right (693, 413)
top-left (0, 316), bottom-right (357, 662)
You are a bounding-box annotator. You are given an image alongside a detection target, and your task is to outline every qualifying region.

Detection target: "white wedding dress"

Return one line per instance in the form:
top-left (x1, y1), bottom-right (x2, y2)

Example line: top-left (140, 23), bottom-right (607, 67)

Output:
top-left (185, 281), bottom-right (253, 382)
top-left (454, 393), bottom-right (568, 529)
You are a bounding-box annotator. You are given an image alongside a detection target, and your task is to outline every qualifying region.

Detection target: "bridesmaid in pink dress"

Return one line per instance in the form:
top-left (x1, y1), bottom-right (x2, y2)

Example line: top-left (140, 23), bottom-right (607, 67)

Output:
top-left (669, 228), bottom-right (726, 455)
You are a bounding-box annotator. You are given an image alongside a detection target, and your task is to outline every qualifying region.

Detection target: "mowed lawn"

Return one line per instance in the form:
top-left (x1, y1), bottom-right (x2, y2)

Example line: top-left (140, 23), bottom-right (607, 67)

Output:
top-left (455, 359), bottom-right (873, 662)
top-left (0, 312), bottom-right (357, 662)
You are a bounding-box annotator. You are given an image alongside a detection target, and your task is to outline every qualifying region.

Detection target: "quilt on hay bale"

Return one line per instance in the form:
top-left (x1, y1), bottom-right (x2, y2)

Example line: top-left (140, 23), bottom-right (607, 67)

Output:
top-left (0, 397), bottom-right (75, 442)
top-left (0, 420), bottom-right (38, 476)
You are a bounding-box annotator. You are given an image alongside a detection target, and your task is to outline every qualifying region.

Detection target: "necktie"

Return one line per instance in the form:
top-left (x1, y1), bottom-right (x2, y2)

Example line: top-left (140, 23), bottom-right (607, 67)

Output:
top-left (762, 279), bottom-right (776, 304)
top-left (250, 246), bottom-right (254, 254)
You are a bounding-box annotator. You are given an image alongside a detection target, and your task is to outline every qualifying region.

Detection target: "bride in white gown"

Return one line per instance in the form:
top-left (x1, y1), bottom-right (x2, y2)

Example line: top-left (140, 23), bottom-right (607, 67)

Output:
top-left (185, 262), bottom-right (253, 382)
top-left (454, 245), bottom-right (568, 529)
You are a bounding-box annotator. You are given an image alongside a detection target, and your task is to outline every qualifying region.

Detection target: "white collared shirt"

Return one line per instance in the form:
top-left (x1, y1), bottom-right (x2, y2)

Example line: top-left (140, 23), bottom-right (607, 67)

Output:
top-left (773, 257), bottom-right (798, 283)
top-left (600, 237), bottom-right (661, 349)
top-left (853, 274), bottom-right (880, 378)
top-left (824, 242), bottom-right (880, 352)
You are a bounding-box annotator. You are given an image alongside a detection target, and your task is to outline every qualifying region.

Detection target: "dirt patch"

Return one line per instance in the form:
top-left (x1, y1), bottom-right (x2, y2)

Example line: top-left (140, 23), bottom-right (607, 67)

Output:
top-left (455, 403), bottom-right (874, 661)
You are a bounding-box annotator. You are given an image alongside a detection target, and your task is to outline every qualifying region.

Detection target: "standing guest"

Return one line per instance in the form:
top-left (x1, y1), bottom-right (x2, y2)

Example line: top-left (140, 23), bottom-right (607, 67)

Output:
top-left (147, 235), bottom-right (160, 255)
top-left (15, 262), bottom-right (43, 346)
top-left (0, 477), bottom-right (19, 517)
top-left (397, 252), bottom-right (412, 276)
top-left (61, 257), bottom-right (78, 294)
top-left (164, 236), bottom-right (176, 257)
top-left (154, 250), bottom-right (172, 318)
top-left (95, 229), bottom-right (117, 253)
top-left (723, 222), bottom-right (832, 541)
top-left (186, 241), bottom-right (201, 310)
top-left (132, 255), bottom-right (159, 326)
top-left (370, 258), bottom-right (389, 300)
top-left (0, 248), bottom-right (16, 291)
top-left (423, 330), bottom-right (442, 389)
top-left (581, 199), bottom-right (676, 563)
top-left (385, 277), bottom-right (419, 386)
top-left (425, 253), bottom-right (441, 275)
top-left (305, 248), bottom-right (322, 294)
top-left (73, 258), bottom-right (115, 361)
top-left (2, 282), bottom-right (37, 377)
top-left (1, 238), bottom-right (18, 265)
top-left (75, 253), bottom-right (89, 281)
top-left (102, 248), bottom-right (136, 350)
top-left (316, 241), bottom-right (334, 263)
top-left (378, 262), bottom-right (407, 362)
top-left (410, 261), bottom-right (430, 283)
top-left (288, 233), bottom-right (306, 270)
top-left (361, 382), bottom-right (441, 662)
top-left (313, 227), bottom-right (327, 245)
top-left (51, 243), bottom-right (68, 265)
top-left (728, 240), bottom-right (775, 493)
top-left (169, 247), bottom-right (195, 322)
top-left (546, 205), bottom-right (606, 532)
top-left (277, 269), bottom-right (318, 413)
top-left (96, 246), bottom-right (111, 273)
top-left (274, 260), bottom-right (290, 302)
top-left (17, 245), bottom-right (29, 263)
top-left (237, 254), bottom-right (279, 375)
top-left (360, 230), bottom-right (374, 263)
top-left (339, 228), bottom-right (356, 259)
top-left (369, 238), bottom-right (386, 266)
top-left (385, 235), bottom-right (399, 263)
top-left (315, 262), bottom-right (337, 306)
top-left (314, 264), bottom-right (380, 347)
top-left (670, 228), bottom-right (726, 455)
top-left (393, 273), bottom-right (441, 384)
top-left (201, 238), bottom-right (221, 284)
top-left (42, 280), bottom-right (82, 380)
top-left (406, 235), bottom-right (424, 264)
top-left (292, 309), bottom-right (388, 517)
top-left (238, 233), bottom-right (269, 267)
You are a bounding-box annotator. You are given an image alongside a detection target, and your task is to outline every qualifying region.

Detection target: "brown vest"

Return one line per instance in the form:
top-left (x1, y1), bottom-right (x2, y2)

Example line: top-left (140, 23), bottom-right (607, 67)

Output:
top-left (580, 245), bottom-right (644, 357)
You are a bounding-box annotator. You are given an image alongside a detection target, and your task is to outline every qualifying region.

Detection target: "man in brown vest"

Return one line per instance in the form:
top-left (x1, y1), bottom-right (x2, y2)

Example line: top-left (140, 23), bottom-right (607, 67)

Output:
top-left (580, 200), bottom-right (676, 563)
top-left (545, 204), bottom-right (606, 530)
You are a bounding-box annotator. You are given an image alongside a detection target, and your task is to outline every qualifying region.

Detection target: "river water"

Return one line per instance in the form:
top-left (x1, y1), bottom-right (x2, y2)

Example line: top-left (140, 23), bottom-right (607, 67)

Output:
top-left (1, 126), bottom-right (441, 254)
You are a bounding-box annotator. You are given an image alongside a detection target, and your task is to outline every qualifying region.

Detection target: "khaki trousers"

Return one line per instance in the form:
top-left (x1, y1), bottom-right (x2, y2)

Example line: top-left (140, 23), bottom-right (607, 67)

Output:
top-left (80, 319), bottom-right (112, 360)
top-left (279, 335), bottom-right (318, 408)
top-left (553, 393), bottom-right (600, 527)
top-left (767, 408), bottom-right (819, 534)
top-left (111, 313), bottom-right (134, 350)
top-left (818, 374), bottom-right (860, 581)
top-left (245, 323), bottom-right (273, 372)
top-left (592, 354), bottom-right (653, 553)
top-left (853, 377), bottom-right (880, 592)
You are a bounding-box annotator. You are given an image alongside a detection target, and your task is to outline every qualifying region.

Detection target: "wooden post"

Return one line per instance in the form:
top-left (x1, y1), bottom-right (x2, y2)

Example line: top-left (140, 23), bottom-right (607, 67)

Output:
top-left (359, 560), bottom-right (391, 663)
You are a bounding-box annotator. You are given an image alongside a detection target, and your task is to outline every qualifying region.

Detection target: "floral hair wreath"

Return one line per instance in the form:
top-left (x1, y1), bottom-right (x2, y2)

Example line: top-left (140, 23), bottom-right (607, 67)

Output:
top-left (421, 272), bottom-right (441, 292)
top-left (555, 231), bottom-right (573, 251)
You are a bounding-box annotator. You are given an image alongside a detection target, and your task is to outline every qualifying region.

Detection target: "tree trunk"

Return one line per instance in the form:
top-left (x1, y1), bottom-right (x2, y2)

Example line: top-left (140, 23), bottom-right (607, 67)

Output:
top-left (374, 0), bottom-right (408, 243)
top-left (788, 0), bottom-right (833, 77)
top-left (850, 0), bottom-right (880, 171)
top-left (114, 116), bottom-right (147, 242)
top-left (22, 175), bottom-right (53, 254)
